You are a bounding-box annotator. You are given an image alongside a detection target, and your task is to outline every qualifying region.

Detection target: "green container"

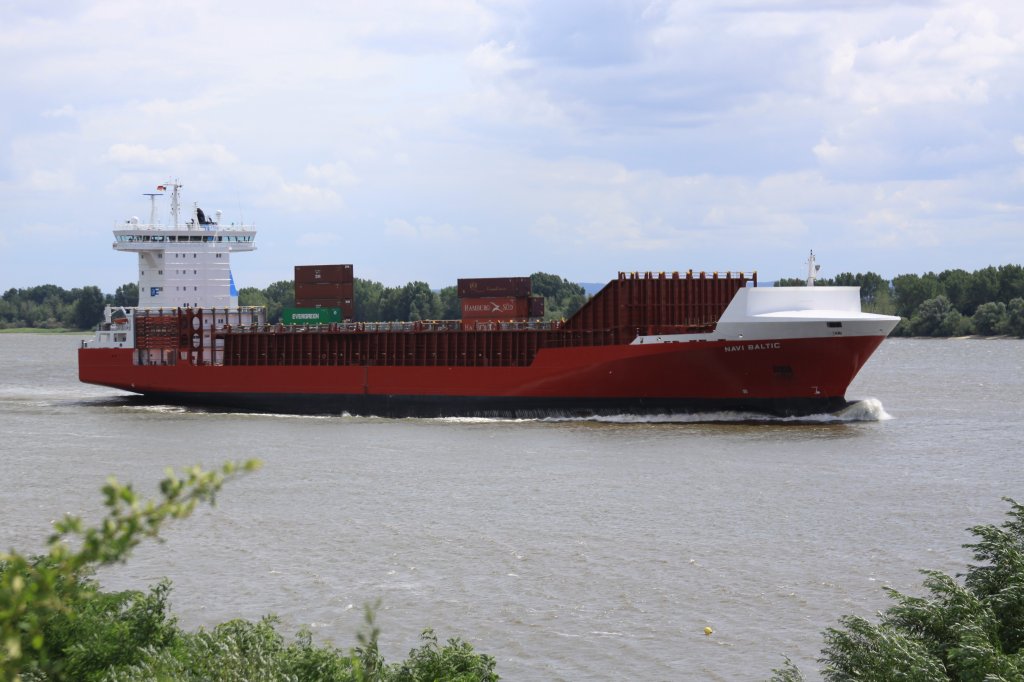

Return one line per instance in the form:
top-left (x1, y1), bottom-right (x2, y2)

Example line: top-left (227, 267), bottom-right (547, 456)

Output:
top-left (282, 307), bottom-right (342, 325)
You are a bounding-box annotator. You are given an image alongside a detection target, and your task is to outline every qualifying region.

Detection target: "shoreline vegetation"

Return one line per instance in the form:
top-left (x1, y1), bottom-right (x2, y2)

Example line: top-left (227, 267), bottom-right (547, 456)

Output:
top-left (5, 463), bottom-right (1023, 680)
top-left (3, 264), bottom-right (1022, 338)
top-left (0, 462), bottom-right (499, 681)
top-left (771, 498), bottom-right (1024, 681)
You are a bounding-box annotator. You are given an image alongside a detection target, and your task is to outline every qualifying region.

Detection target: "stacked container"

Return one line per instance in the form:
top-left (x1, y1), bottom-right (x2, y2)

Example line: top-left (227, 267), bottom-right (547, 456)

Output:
top-left (457, 277), bottom-right (531, 299)
top-left (457, 277), bottom-right (540, 327)
top-left (294, 264), bottom-right (354, 321)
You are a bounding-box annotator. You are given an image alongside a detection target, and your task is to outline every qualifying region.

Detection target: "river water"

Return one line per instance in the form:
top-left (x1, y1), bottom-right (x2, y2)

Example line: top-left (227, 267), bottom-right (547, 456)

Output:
top-left (1, 334), bottom-right (1022, 680)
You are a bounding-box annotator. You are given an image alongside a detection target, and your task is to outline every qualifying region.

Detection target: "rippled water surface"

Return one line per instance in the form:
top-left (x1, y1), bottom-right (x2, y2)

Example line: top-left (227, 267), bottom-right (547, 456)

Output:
top-left (1, 334), bottom-right (1022, 680)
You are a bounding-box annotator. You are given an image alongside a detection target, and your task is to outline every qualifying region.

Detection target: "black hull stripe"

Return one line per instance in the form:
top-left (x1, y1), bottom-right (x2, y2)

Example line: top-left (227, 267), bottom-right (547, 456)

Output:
top-left (137, 392), bottom-right (851, 419)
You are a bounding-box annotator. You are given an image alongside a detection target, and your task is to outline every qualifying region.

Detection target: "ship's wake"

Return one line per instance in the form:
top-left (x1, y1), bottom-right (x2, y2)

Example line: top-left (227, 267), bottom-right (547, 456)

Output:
top-left (831, 397), bottom-right (892, 422)
top-left (73, 396), bottom-right (892, 424)
top-left (437, 398), bottom-right (892, 425)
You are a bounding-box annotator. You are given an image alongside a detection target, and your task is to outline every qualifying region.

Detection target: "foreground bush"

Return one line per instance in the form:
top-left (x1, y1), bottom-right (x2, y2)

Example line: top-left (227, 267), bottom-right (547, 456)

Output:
top-left (772, 498), bottom-right (1024, 680)
top-left (0, 462), bottom-right (497, 681)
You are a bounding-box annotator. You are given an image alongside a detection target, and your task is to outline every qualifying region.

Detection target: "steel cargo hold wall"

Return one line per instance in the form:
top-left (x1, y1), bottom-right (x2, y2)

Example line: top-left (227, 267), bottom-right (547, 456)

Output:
top-left (564, 271), bottom-right (752, 333)
top-left (220, 328), bottom-right (552, 368)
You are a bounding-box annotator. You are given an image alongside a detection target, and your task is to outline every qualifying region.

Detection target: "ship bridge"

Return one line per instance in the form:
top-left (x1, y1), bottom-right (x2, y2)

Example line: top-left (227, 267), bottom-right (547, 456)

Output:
top-left (113, 181), bottom-right (256, 309)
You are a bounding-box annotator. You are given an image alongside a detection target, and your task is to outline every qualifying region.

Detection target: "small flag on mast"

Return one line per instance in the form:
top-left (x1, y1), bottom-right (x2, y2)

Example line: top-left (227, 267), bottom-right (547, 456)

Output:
top-left (157, 185), bottom-right (166, 191)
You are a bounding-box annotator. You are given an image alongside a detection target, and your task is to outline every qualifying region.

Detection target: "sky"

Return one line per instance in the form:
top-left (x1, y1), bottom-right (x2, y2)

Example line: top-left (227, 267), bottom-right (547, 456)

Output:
top-left (1, 0), bottom-right (1022, 292)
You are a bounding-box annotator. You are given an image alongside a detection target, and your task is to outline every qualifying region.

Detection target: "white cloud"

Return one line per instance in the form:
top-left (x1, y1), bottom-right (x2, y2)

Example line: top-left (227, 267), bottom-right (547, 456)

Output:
top-left (297, 232), bottom-right (342, 247)
top-left (105, 143), bottom-right (237, 167)
top-left (813, 138), bottom-right (842, 163)
top-left (305, 162), bottom-right (358, 187)
top-left (467, 40), bottom-right (530, 74)
top-left (41, 104), bottom-right (75, 119)
top-left (25, 169), bottom-right (77, 192)
top-left (274, 183), bottom-right (343, 210)
top-left (823, 4), bottom-right (1022, 109)
top-left (2, 1), bottom-right (1024, 290)
top-left (384, 217), bottom-right (476, 241)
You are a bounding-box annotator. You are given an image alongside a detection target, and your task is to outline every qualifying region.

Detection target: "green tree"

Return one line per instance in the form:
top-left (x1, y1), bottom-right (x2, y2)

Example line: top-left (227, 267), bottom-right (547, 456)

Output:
top-left (972, 301), bottom-right (1008, 336)
top-left (892, 273), bottom-right (943, 319)
top-left (997, 264), bottom-right (1024, 302)
top-left (438, 286), bottom-right (460, 320)
top-left (1005, 298), bottom-right (1024, 338)
top-left (909, 296), bottom-right (972, 337)
top-left (863, 285), bottom-right (897, 316)
top-left (938, 268), bottom-right (972, 314)
top-left (966, 266), bottom-right (1001, 314)
top-left (390, 629), bottom-right (498, 681)
top-left (0, 460), bottom-right (260, 679)
top-left (403, 282), bottom-right (440, 321)
top-left (237, 286), bottom-right (268, 309)
top-left (772, 498), bottom-right (1024, 681)
top-left (262, 280), bottom-right (295, 323)
top-left (530, 272), bottom-right (587, 320)
top-left (354, 279), bottom-right (385, 321)
top-left (109, 283), bottom-right (139, 308)
top-left (73, 286), bottom-right (106, 330)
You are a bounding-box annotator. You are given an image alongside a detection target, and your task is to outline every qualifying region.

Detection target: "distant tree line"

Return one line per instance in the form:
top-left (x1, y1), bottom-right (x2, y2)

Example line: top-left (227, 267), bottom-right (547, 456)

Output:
top-left (6, 265), bottom-right (1024, 337)
top-left (239, 272), bottom-right (589, 324)
top-left (0, 283), bottom-right (138, 331)
top-left (777, 264), bottom-right (1024, 337)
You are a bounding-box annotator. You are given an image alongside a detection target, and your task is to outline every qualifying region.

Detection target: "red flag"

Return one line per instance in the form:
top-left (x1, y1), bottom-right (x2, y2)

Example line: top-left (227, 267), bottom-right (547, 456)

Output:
top-left (157, 185), bottom-right (166, 191)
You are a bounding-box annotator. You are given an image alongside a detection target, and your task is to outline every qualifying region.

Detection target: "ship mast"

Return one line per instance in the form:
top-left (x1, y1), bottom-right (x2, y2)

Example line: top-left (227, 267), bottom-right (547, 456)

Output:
top-left (166, 180), bottom-right (183, 228)
top-left (806, 250), bottom-right (820, 287)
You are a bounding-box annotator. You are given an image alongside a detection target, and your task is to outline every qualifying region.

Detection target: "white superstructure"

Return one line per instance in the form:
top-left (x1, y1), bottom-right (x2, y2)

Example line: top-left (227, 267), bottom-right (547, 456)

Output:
top-left (113, 181), bottom-right (256, 309)
top-left (84, 180), bottom-right (262, 351)
top-left (633, 286), bottom-right (900, 345)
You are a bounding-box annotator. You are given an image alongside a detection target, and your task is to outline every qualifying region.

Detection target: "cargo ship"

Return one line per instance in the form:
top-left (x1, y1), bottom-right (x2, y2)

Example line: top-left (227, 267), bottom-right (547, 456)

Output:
top-left (79, 183), bottom-right (900, 418)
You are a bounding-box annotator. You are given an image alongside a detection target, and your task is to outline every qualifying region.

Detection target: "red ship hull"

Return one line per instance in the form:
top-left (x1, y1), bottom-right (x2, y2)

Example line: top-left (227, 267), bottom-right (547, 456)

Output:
top-left (79, 333), bottom-right (884, 417)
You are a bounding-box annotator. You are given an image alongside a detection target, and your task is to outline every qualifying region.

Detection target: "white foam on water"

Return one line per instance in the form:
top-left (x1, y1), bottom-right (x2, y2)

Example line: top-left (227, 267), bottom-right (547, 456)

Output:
top-left (68, 400), bottom-right (893, 424)
top-left (118, 403), bottom-right (190, 414)
top-left (437, 416), bottom-right (536, 424)
top-left (832, 397), bottom-right (893, 422)
top-left (206, 411), bottom-right (339, 421)
top-left (432, 399), bottom-right (893, 425)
